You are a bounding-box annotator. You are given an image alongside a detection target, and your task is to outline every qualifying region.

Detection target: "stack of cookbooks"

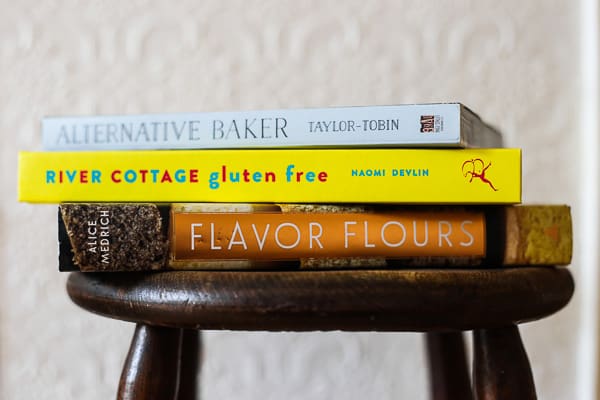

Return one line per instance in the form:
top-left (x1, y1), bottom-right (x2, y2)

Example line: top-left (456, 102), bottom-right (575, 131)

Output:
top-left (17, 103), bottom-right (572, 272)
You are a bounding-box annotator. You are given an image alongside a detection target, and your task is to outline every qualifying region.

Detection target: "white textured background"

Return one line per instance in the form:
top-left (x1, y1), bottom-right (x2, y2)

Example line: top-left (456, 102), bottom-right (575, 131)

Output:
top-left (1, 1), bottom-right (584, 399)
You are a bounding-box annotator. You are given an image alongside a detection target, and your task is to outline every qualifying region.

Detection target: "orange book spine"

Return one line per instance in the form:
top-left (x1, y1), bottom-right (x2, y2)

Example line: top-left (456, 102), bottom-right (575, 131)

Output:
top-left (171, 211), bottom-right (485, 260)
top-left (58, 203), bottom-right (572, 272)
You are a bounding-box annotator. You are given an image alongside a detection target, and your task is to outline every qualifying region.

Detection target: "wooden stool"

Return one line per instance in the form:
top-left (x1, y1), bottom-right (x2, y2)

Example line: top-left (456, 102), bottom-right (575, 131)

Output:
top-left (66, 267), bottom-right (574, 400)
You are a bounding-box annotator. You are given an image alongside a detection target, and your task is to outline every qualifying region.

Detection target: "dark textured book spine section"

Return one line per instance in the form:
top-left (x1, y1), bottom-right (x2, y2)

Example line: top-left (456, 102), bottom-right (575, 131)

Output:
top-left (59, 204), bottom-right (171, 272)
top-left (58, 208), bottom-right (77, 271)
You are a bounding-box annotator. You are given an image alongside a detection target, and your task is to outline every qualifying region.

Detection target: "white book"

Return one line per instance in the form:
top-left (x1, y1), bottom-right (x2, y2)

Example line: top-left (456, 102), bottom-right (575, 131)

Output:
top-left (42, 103), bottom-right (502, 150)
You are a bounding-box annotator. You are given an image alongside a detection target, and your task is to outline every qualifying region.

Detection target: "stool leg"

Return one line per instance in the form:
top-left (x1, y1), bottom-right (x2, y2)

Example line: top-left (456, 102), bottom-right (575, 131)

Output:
top-left (118, 324), bottom-right (184, 400)
top-left (425, 332), bottom-right (474, 400)
top-left (473, 325), bottom-right (537, 400)
top-left (177, 330), bottom-right (203, 400)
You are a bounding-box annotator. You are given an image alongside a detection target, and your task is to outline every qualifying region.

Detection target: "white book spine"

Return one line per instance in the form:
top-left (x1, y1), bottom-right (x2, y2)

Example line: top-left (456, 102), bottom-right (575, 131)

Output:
top-left (42, 103), bottom-right (501, 150)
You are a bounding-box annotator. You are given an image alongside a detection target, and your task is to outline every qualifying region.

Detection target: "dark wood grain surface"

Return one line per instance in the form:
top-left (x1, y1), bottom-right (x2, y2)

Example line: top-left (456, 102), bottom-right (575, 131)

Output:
top-left (426, 332), bottom-right (473, 400)
top-left (117, 325), bottom-right (183, 400)
top-left (67, 267), bottom-right (574, 400)
top-left (473, 326), bottom-right (537, 400)
top-left (67, 267), bottom-right (574, 332)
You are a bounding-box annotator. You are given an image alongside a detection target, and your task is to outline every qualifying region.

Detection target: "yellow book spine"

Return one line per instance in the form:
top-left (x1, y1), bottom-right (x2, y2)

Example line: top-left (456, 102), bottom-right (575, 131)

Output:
top-left (18, 149), bottom-right (521, 204)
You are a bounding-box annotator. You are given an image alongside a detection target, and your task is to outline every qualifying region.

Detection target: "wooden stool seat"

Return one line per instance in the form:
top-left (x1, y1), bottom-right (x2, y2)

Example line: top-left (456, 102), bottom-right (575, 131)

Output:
top-left (66, 267), bottom-right (574, 400)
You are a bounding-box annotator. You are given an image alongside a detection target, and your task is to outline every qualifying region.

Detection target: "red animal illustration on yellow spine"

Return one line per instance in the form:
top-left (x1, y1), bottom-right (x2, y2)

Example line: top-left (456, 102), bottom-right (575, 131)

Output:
top-left (462, 158), bottom-right (498, 191)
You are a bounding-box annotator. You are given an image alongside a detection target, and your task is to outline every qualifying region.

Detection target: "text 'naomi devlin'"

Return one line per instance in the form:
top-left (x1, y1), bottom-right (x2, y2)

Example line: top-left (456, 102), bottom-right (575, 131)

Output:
top-left (351, 169), bottom-right (429, 177)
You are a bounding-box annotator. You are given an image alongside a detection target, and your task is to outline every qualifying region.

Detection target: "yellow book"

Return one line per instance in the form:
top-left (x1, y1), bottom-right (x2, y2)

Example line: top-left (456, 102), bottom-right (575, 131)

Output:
top-left (18, 149), bottom-right (521, 204)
